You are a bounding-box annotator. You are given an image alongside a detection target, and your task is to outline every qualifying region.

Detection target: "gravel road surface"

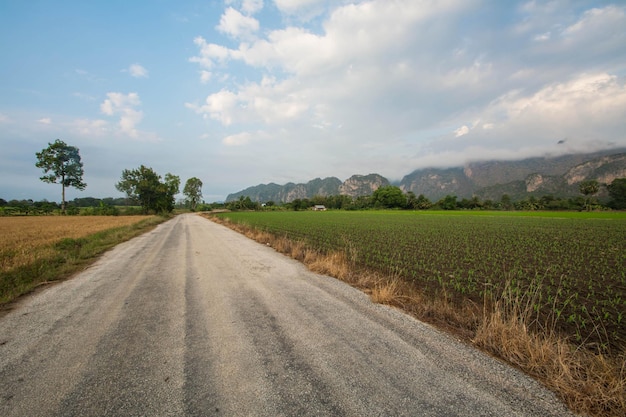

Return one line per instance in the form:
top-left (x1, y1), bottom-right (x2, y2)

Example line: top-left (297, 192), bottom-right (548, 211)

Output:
top-left (0, 213), bottom-right (575, 416)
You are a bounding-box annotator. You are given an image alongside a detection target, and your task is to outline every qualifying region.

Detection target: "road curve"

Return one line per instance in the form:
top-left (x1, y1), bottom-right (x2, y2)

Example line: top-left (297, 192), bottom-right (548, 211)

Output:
top-left (0, 213), bottom-right (574, 416)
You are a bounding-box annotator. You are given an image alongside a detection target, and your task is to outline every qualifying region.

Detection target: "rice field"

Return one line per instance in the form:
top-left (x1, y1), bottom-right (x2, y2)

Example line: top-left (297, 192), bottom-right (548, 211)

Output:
top-left (215, 210), bottom-right (626, 349)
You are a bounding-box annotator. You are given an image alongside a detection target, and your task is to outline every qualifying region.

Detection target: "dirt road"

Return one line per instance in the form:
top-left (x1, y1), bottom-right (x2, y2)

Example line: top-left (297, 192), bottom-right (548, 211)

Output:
top-left (0, 213), bottom-right (574, 416)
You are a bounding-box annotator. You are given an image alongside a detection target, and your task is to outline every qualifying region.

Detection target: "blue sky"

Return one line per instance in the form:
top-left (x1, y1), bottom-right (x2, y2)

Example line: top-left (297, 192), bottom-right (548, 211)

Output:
top-left (1, 0), bottom-right (625, 203)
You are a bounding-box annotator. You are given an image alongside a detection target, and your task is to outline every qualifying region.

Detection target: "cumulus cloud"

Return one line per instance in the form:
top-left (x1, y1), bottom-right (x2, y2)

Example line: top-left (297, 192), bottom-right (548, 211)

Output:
top-left (100, 92), bottom-right (144, 138)
top-left (241, 0), bottom-right (263, 15)
top-left (189, 37), bottom-right (233, 69)
top-left (187, 89), bottom-right (239, 125)
top-left (127, 63), bottom-right (148, 78)
top-left (217, 7), bottom-right (260, 40)
top-left (37, 118), bottom-right (52, 124)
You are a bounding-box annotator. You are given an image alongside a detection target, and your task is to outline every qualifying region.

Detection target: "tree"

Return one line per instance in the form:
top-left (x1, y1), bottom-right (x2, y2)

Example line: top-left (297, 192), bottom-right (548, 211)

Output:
top-left (115, 165), bottom-right (179, 214)
top-left (415, 194), bottom-right (432, 210)
top-left (159, 173), bottom-right (180, 213)
top-left (607, 178), bottom-right (626, 209)
top-left (437, 195), bottom-right (458, 210)
top-left (183, 177), bottom-right (203, 211)
top-left (288, 198), bottom-right (311, 211)
top-left (35, 139), bottom-right (86, 214)
top-left (579, 179), bottom-right (600, 211)
top-left (500, 194), bottom-right (513, 210)
top-left (227, 195), bottom-right (259, 211)
top-left (371, 186), bottom-right (407, 209)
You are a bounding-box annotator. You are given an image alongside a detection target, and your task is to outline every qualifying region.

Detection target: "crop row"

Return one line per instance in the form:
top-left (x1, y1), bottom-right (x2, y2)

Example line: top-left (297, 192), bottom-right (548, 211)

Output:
top-left (217, 211), bottom-right (626, 349)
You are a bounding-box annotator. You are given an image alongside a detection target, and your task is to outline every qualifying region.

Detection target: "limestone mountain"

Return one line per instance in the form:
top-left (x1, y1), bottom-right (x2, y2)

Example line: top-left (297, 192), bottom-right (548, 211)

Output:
top-left (338, 174), bottom-right (390, 197)
top-left (226, 149), bottom-right (626, 203)
top-left (399, 149), bottom-right (626, 201)
top-left (226, 175), bottom-right (388, 203)
top-left (226, 177), bottom-right (342, 203)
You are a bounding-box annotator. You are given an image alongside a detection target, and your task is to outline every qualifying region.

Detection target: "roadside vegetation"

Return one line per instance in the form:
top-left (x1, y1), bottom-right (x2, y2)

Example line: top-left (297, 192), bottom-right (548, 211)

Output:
top-left (0, 215), bottom-right (168, 305)
top-left (205, 210), bottom-right (626, 417)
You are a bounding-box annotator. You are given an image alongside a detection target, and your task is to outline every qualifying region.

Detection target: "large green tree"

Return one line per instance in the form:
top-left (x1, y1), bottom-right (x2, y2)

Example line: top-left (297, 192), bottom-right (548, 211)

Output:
top-left (35, 139), bottom-right (86, 214)
top-left (115, 165), bottom-right (179, 214)
top-left (371, 186), bottom-right (407, 209)
top-left (183, 177), bottom-right (203, 211)
top-left (607, 178), bottom-right (626, 209)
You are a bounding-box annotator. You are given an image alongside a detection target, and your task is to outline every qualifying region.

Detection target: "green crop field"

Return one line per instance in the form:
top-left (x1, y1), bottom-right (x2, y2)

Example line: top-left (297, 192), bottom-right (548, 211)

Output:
top-left (215, 210), bottom-right (626, 349)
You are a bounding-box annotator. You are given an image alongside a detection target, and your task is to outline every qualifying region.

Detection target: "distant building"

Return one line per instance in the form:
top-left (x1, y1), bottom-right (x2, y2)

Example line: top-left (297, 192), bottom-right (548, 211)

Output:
top-left (313, 205), bottom-right (326, 211)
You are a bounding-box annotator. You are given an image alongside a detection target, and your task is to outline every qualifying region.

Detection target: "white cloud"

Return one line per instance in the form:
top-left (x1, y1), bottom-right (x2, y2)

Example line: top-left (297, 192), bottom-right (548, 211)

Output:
top-left (37, 118), bottom-right (52, 124)
top-left (100, 92), bottom-right (144, 138)
top-left (189, 37), bottom-right (233, 69)
top-left (454, 125), bottom-right (469, 137)
top-left (0, 113), bottom-right (9, 123)
top-left (216, 7), bottom-right (260, 39)
top-left (127, 63), bottom-right (149, 78)
top-left (189, 89), bottom-right (238, 125)
top-left (241, 0), bottom-right (263, 15)
top-left (200, 70), bottom-right (212, 84)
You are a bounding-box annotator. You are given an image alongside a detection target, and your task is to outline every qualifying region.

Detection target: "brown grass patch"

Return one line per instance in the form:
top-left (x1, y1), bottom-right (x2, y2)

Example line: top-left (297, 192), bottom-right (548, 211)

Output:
top-left (474, 285), bottom-right (626, 416)
top-left (204, 213), bottom-right (626, 417)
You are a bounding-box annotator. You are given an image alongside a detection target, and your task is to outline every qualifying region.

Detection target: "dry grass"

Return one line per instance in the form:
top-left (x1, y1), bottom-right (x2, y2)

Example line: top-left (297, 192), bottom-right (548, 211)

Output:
top-left (474, 285), bottom-right (626, 416)
top-left (1, 216), bottom-right (153, 273)
top-left (206, 214), bottom-right (626, 417)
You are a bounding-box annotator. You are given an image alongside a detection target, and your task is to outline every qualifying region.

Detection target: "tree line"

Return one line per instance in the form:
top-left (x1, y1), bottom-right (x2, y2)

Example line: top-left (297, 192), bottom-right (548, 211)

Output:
top-left (19, 139), bottom-right (204, 215)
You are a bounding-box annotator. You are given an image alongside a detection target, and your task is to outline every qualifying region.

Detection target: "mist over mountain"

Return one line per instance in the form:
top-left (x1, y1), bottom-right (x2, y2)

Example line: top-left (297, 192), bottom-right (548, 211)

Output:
top-left (226, 149), bottom-right (626, 203)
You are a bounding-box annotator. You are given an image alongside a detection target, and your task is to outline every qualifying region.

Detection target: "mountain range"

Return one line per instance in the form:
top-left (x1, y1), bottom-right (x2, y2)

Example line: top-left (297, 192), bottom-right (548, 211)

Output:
top-left (226, 149), bottom-right (626, 203)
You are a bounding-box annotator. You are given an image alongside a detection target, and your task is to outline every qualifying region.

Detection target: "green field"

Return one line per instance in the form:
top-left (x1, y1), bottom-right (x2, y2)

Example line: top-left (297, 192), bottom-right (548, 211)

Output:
top-left (216, 210), bottom-right (626, 349)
